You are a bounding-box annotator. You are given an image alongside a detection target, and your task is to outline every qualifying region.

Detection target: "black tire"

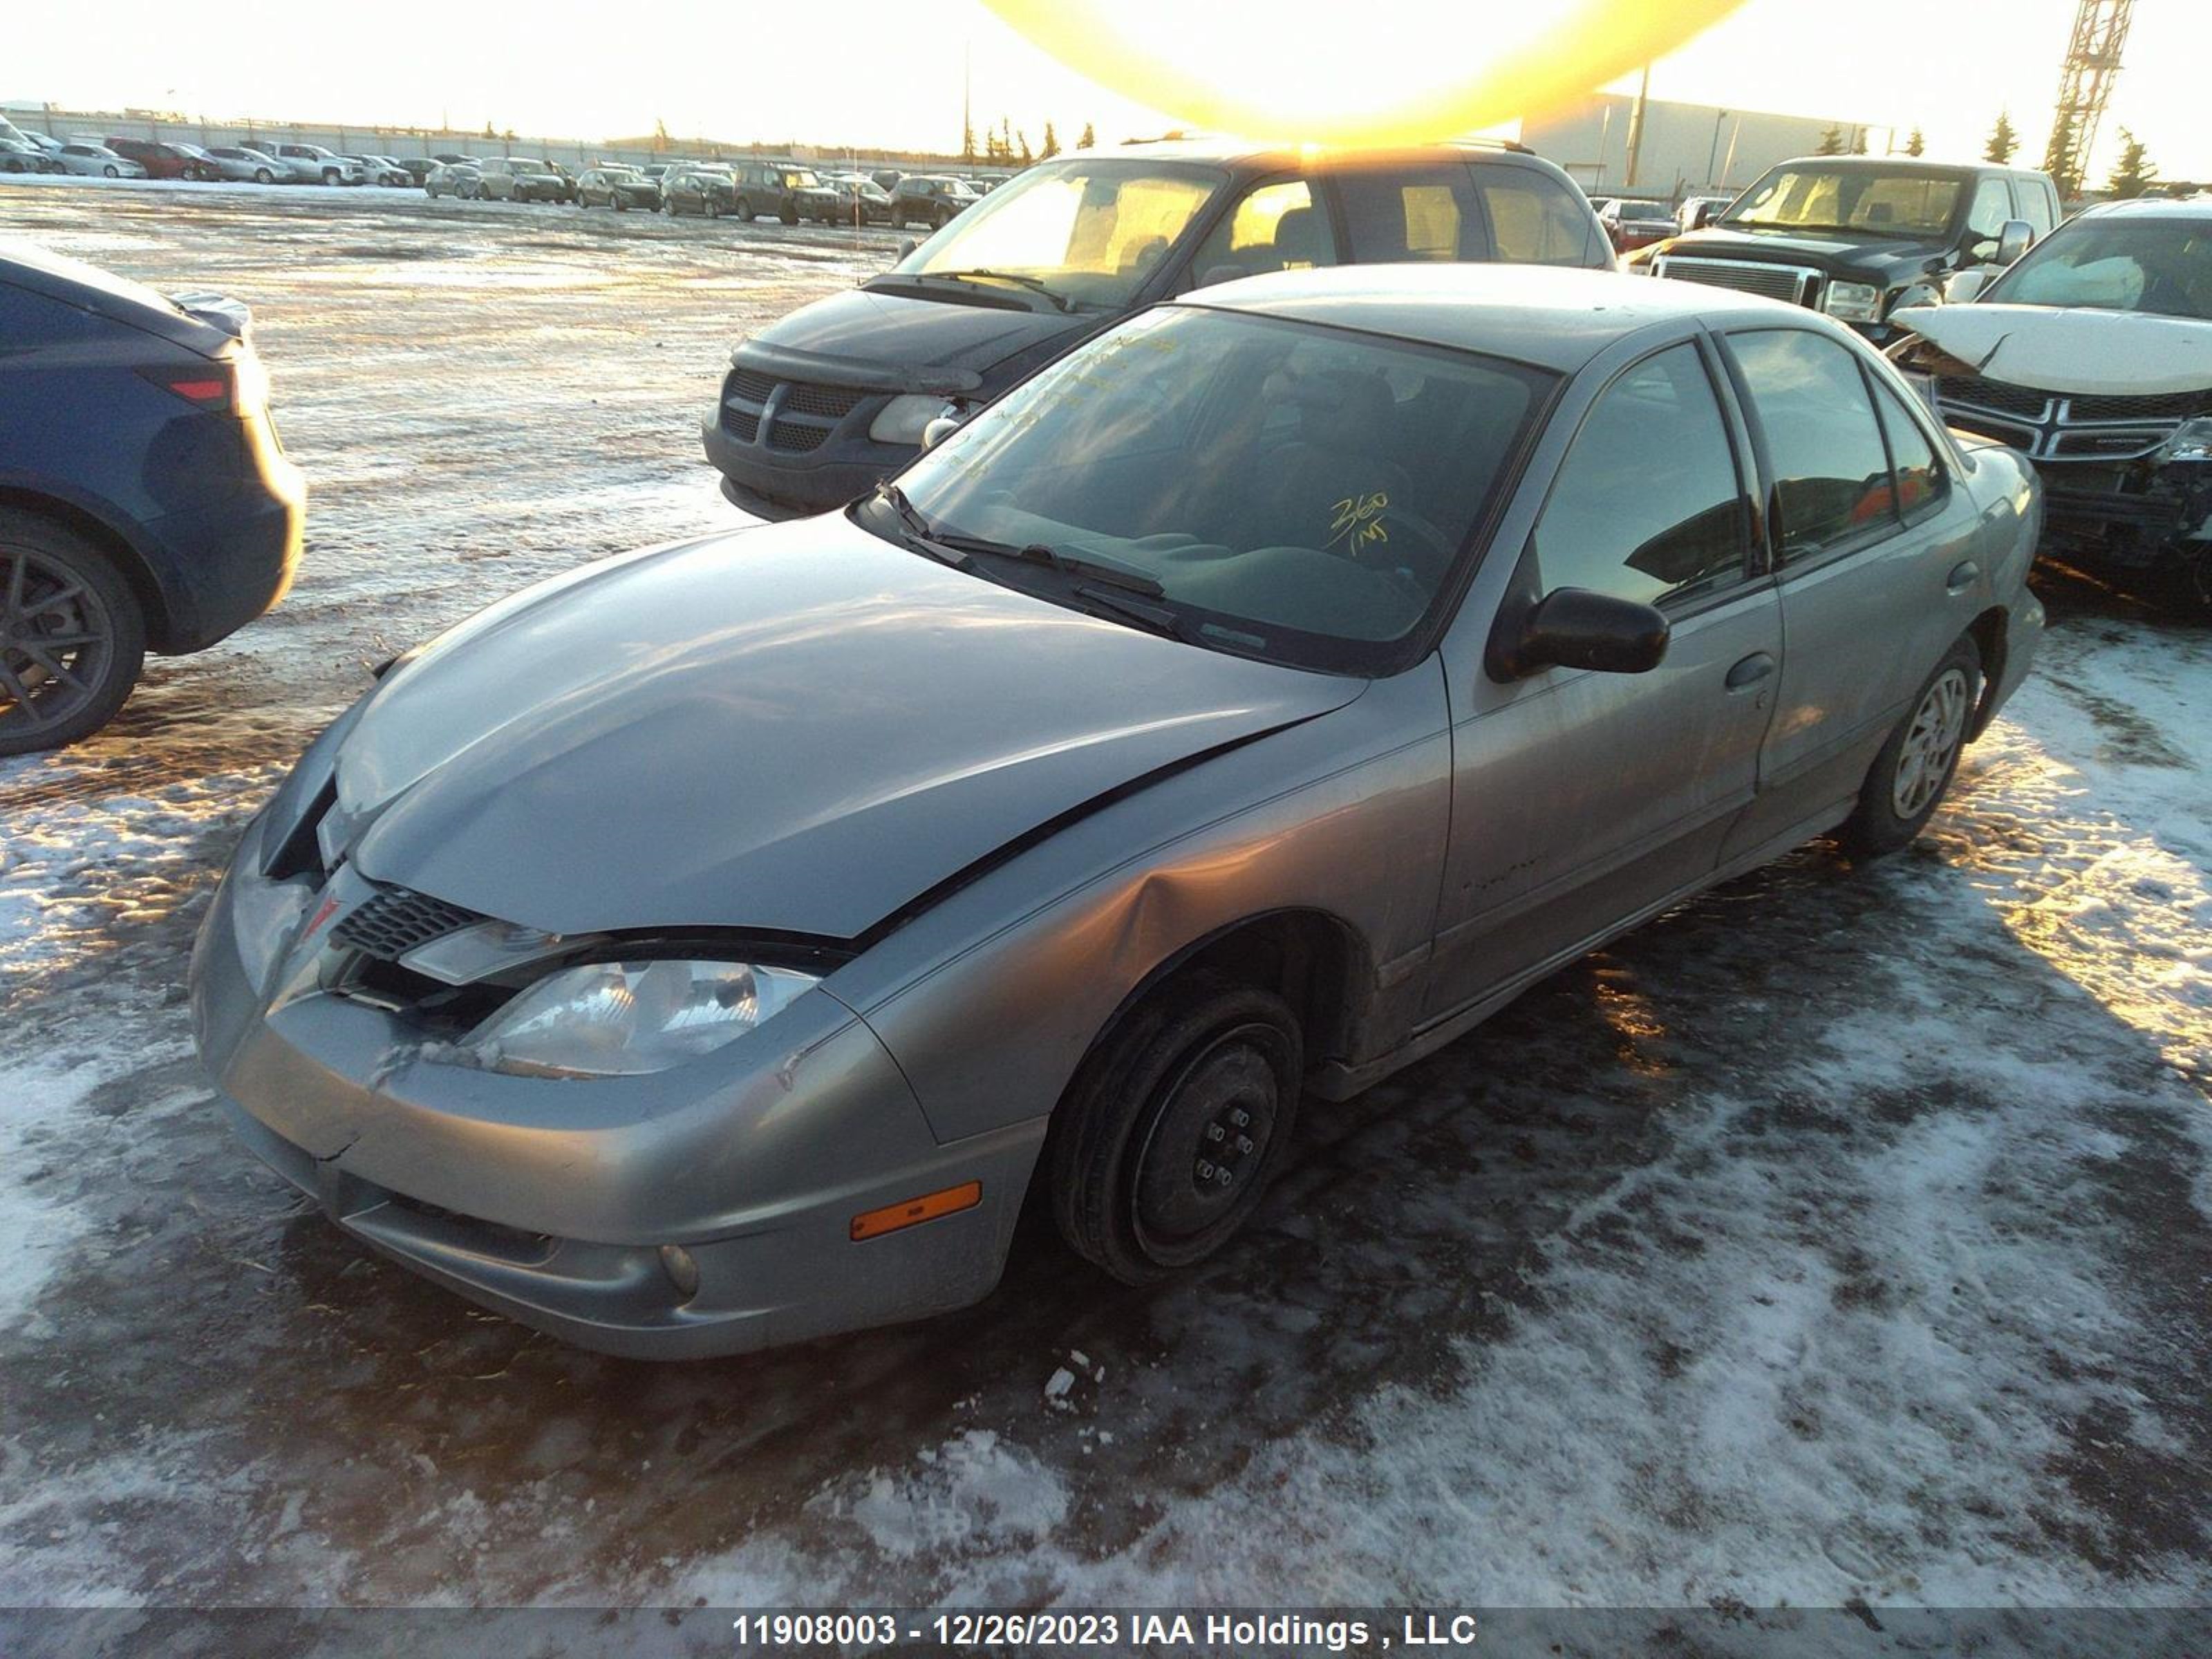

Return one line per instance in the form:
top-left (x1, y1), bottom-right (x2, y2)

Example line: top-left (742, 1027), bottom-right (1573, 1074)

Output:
top-left (734, 196), bottom-right (752, 221)
top-left (614, 196), bottom-right (626, 212)
top-left (1839, 636), bottom-right (1982, 859)
top-left (0, 511), bottom-right (148, 756)
top-left (931, 206), bottom-right (950, 229)
top-left (256, 168), bottom-right (274, 184)
top-left (778, 203), bottom-right (798, 225)
top-left (321, 168), bottom-right (339, 185)
top-left (1046, 974), bottom-right (1304, 1284)
top-left (103, 163), bottom-right (120, 178)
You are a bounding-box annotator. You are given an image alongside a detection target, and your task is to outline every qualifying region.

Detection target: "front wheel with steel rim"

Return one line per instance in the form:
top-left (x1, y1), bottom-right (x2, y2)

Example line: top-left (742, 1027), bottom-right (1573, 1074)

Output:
top-left (0, 512), bottom-right (147, 756)
top-left (1840, 637), bottom-right (1981, 859)
top-left (1047, 975), bottom-right (1303, 1284)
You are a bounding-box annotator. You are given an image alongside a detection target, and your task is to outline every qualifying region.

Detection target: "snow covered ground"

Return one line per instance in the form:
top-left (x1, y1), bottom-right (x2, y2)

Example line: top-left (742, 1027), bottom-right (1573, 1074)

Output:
top-left (1, 183), bottom-right (2207, 1651)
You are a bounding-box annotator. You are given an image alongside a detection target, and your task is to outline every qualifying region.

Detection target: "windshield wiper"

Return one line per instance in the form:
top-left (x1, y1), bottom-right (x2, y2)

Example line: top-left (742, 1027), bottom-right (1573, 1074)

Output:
top-left (871, 482), bottom-right (975, 570)
top-left (1069, 583), bottom-right (1197, 644)
top-left (925, 531), bottom-right (1165, 596)
top-left (917, 268), bottom-right (1074, 312)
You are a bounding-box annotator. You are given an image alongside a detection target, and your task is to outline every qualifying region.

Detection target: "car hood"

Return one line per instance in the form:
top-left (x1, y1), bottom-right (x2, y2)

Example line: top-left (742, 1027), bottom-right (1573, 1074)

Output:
top-left (1893, 302), bottom-right (2212, 397)
top-left (334, 516), bottom-right (1362, 940)
top-left (1649, 226), bottom-right (1948, 277)
top-left (739, 283), bottom-right (1089, 395)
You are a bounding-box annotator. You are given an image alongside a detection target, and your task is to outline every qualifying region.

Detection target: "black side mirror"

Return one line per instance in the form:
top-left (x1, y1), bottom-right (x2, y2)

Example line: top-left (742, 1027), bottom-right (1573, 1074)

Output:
top-left (1492, 588), bottom-right (1670, 680)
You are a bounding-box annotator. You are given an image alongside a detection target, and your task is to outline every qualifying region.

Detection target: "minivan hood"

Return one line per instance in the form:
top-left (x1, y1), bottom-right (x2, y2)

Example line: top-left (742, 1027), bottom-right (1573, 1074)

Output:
top-left (1893, 302), bottom-right (2212, 397)
top-left (337, 517), bottom-right (1361, 939)
top-left (739, 283), bottom-right (1089, 395)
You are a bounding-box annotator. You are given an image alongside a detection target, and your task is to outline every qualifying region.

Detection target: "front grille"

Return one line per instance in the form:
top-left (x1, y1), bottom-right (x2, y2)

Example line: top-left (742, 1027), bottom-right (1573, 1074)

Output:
top-left (2064, 388), bottom-right (2209, 424)
top-left (1938, 375), bottom-right (2052, 420)
top-left (728, 368), bottom-right (778, 404)
top-left (2052, 429), bottom-right (2173, 460)
top-left (1652, 256), bottom-right (1819, 306)
top-left (769, 419), bottom-right (830, 453)
top-left (332, 886), bottom-right (485, 962)
top-left (726, 408), bottom-right (760, 442)
top-left (780, 382), bottom-right (868, 419)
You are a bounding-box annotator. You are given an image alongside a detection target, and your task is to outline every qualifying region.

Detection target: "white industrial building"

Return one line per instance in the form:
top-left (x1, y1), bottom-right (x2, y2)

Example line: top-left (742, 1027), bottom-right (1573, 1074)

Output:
top-left (1518, 93), bottom-right (1893, 202)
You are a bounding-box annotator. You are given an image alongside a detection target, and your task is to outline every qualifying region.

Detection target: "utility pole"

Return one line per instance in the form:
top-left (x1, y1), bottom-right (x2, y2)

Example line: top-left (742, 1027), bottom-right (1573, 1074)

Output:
top-left (962, 40), bottom-right (972, 163)
top-left (1706, 109), bottom-right (1727, 189)
top-left (1623, 61), bottom-right (1651, 190)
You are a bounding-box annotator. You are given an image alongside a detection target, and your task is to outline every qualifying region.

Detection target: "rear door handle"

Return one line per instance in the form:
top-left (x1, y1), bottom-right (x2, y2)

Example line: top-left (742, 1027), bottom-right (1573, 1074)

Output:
top-left (1947, 559), bottom-right (1981, 594)
top-left (1725, 652), bottom-right (1776, 691)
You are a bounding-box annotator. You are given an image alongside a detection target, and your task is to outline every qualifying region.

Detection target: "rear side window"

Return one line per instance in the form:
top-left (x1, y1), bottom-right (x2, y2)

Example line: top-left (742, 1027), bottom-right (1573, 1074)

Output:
top-left (1966, 177), bottom-right (2012, 244)
top-left (1531, 343), bottom-right (1746, 608)
top-left (1728, 329), bottom-right (1897, 561)
top-left (1871, 379), bottom-right (1947, 526)
top-left (0, 284), bottom-right (117, 350)
top-left (2016, 178), bottom-right (2057, 236)
top-left (1190, 178), bottom-right (1338, 282)
top-left (1474, 169), bottom-right (1601, 266)
top-left (1335, 169), bottom-right (1488, 263)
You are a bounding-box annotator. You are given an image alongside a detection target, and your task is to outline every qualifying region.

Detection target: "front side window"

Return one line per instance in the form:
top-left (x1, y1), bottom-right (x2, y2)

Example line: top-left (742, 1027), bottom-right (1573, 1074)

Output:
top-left (1965, 178), bottom-right (2013, 243)
top-left (1530, 344), bottom-right (1745, 610)
top-left (1337, 169), bottom-right (1487, 263)
top-left (887, 160), bottom-right (1224, 310)
top-left (1721, 165), bottom-right (1964, 238)
top-left (1189, 178), bottom-right (1336, 283)
top-left (878, 307), bottom-right (1553, 673)
top-left (1728, 329), bottom-right (1897, 561)
top-left (1476, 171), bottom-right (1600, 266)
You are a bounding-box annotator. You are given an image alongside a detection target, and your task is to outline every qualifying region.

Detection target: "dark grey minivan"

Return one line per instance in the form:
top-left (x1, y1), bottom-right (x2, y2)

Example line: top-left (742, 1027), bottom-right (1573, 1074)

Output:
top-left (701, 138), bottom-right (1613, 518)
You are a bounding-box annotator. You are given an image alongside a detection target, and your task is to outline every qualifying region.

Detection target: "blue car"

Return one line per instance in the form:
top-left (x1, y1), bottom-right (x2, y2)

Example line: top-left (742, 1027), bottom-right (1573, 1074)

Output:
top-left (0, 242), bottom-right (304, 753)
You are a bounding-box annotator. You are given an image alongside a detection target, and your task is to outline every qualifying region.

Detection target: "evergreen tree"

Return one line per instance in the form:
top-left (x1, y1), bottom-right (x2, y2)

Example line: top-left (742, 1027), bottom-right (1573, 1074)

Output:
top-left (1849, 126), bottom-right (1868, 154)
top-left (1018, 129), bottom-right (1032, 164)
top-left (1984, 109), bottom-right (2018, 163)
top-left (1040, 120), bottom-right (1060, 160)
top-left (2043, 109), bottom-right (2079, 196)
top-left (1077, 121), bottom-right (1096, 150)
top-left (2107, 128), bottom-right (2158, 198)
top-left (1815, 124), bottom-right (1846, 156)
top-left (1904, 126), bottom-right (1926, 157)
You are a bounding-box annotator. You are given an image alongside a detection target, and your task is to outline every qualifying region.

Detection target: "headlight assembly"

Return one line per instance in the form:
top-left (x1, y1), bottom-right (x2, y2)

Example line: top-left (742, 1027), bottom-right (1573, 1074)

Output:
top-left (2161, 418), bottom-right (2212, 464)
top-left (870, 393), bottom-right (954, 446)
top-left (458, 959), bottom-right (818, 1079)
top-left (1824, 281), bottom-right (1884, 324)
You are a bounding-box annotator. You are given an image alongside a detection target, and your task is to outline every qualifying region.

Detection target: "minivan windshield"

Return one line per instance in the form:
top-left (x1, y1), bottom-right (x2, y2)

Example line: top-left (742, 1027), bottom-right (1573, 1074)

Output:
top-left (1988, 214), bottom-right (2212, 321)
top-left (868, 306), bottom-right (1553, 675)
top-left (1720, 165), bottom-right (1965, 239)
top-left (882, 159), bottom-right (1226, 311)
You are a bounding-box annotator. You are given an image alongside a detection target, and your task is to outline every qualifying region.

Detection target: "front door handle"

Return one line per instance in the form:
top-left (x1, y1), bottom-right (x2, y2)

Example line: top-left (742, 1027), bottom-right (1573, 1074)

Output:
top-left (1947, 559), bottom-right (1981, 594)
top-left (1725, 652), bottom-right (1776, 691)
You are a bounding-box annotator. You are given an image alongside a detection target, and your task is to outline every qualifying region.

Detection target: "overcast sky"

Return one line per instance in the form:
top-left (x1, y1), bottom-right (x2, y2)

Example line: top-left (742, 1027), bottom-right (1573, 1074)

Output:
top-left (7, 0), bottom-right (2207, 181)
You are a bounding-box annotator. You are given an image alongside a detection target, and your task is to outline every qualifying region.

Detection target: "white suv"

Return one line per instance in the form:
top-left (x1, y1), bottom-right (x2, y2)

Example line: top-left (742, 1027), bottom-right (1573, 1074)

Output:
top-left (272, 144), bottom-right (364, 185)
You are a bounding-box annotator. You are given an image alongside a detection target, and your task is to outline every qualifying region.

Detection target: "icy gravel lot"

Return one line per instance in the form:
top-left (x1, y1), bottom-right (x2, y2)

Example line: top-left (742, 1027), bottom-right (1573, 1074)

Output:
top-left (1, 179), bottom-right (2209, 1651)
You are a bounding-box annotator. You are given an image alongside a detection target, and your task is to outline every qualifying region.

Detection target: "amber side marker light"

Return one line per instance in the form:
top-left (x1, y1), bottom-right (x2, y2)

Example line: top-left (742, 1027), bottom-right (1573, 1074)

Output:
top-left (850, 1181), bottom-right (982, 1241)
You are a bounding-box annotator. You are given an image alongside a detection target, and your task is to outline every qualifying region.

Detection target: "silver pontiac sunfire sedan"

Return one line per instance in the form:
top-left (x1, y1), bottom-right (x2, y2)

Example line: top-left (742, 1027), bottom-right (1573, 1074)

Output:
top-left (191, 267), bottom-right (2045, 1358)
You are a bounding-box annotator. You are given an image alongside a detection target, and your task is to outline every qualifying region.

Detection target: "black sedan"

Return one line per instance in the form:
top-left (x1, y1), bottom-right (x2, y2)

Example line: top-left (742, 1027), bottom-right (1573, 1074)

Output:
top-left (576, 165), bottom-right (662, 211)
top-left (0, 244), bottom-right (303, 753)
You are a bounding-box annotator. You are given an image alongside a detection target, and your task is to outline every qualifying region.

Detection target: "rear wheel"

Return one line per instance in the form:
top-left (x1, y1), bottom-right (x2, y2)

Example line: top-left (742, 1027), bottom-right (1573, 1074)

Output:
top-left (1047, 975), bottom-right (1304, 1284)
top-left (103, 163), bottom-right (120, 178)
top-left (1840, 637), bottom-right (1980, 858)
top-left (734, 195), bottom-right (752, 221)
top-left (0, 512), bottom-right (148, 756)
top-left (778, 203), bottom-right (798, 225)
top-left (930, 205), bottom-right (950, 229)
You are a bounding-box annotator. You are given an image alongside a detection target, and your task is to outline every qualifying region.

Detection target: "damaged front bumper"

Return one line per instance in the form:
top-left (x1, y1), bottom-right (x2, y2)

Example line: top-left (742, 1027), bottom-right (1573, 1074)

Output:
top-left (188, 805), bottom-right (1041, 1358)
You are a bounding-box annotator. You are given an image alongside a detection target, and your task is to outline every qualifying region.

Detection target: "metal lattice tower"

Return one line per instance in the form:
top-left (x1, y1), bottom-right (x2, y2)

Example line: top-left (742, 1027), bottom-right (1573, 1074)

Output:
top-left (2048, 0), bottom-right (2135, 192)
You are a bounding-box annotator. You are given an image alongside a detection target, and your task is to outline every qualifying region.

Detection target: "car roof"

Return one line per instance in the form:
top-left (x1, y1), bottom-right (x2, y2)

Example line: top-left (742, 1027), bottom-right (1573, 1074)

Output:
top-left (1763, 153), bottom-right (2039, 178)
top-left (1176, 264), bottom-right (1819, 373)
top-left (2072, 194), bottom-right (2212, 221)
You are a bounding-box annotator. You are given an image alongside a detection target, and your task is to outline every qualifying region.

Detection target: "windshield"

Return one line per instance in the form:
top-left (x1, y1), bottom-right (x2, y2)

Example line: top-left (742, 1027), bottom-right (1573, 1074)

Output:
top-left (511, 160), bottom-right (550, 174)
top-left (782, 169), bottom-right (818, 187)
top-left (871, 306), bottom-right (1553, 675)
top-left (1989, 214), bottom-right (2212, 322)
top-left (1721, 165), bottom-right (1965, 238)
top-left (885, 160), bottom-right (1224, 311)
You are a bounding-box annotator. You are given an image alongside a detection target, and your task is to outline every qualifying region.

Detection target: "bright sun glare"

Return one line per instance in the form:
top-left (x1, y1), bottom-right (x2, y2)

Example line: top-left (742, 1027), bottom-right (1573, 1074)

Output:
top-left (982, 0), bottom-right (1755, 144)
